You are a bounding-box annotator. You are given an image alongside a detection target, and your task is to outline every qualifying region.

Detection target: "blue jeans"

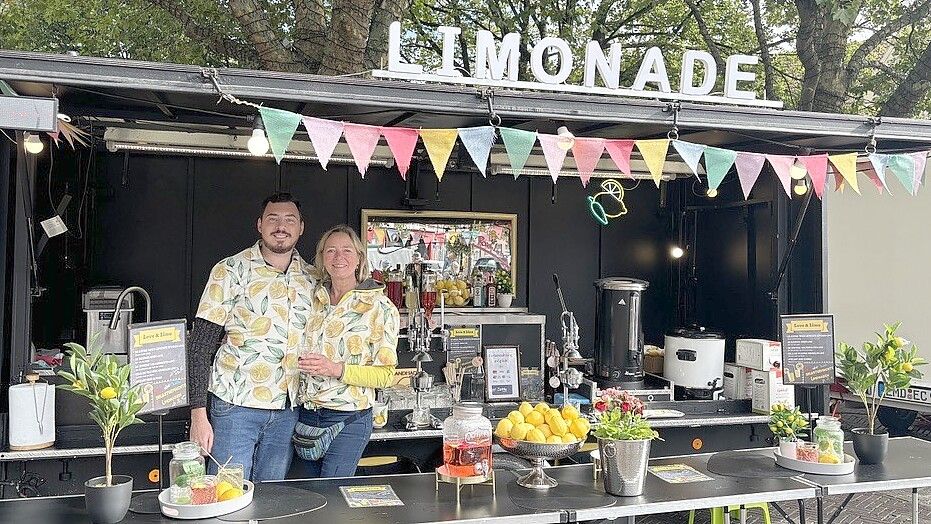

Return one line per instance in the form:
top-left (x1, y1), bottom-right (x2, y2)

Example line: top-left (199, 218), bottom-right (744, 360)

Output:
top-left (298, 406), bottom-right (373, 478)
top-left (208, 394), bottom-right (299, 482)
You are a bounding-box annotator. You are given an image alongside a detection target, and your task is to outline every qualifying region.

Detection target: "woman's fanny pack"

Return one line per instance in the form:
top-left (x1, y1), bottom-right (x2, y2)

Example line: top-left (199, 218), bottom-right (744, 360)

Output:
top-left (292, 409), bottom-right (369, 461)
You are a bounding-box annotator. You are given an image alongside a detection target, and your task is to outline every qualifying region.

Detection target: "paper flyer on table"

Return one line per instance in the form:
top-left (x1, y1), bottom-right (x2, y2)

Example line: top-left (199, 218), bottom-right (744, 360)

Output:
top-left (648, 464), bottom-right (714, 483)
top-left (340, 485), bottom-right (404, 507)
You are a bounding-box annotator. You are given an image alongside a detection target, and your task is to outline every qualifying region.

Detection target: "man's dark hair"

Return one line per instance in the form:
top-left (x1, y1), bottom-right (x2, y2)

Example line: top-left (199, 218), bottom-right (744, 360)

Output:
top-left (260, 192), bottom-right (302, 219)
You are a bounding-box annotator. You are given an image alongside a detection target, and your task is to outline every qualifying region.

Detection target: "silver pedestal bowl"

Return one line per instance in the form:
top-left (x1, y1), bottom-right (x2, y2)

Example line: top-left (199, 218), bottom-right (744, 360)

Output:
top-left (495, 436), bottom-right (583, 489)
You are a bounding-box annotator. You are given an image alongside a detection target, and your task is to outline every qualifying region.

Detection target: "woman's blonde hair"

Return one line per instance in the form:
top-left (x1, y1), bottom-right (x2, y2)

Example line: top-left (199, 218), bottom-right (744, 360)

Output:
top-left (314, 225), bottom-right (371, 283)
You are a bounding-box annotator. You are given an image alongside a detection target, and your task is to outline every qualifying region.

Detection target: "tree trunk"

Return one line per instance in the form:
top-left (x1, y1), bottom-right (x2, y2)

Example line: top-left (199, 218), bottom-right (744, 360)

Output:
top-left (318, 0), bottom-right (377, 75)
top-left (363, 0), bottom-right (411, 70)
top-left (879, 40), bottom-right (931, 118)
top-left (749, 0), bottom-right (775, 101)
top-left (228, 0), bottom-right (303, 72)
top-left (293, 0), bottom-right (327, 71)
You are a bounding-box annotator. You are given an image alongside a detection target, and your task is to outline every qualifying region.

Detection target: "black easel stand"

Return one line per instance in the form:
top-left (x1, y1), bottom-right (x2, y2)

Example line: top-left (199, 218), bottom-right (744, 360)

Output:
top-left (129, 409), bottom-right (169, 514)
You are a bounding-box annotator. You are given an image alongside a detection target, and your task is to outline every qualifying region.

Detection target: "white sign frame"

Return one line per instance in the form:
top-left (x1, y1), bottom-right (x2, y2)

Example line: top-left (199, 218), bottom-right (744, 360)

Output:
top-left (484, 344), bottom-right (521, 402)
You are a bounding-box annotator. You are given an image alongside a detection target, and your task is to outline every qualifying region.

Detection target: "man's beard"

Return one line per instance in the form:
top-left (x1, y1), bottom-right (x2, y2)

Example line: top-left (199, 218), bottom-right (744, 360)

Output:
top-left (262, 233), bottom-right (296, 254)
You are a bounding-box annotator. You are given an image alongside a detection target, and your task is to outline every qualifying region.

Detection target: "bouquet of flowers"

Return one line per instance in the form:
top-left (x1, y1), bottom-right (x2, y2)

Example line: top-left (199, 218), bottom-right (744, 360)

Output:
top-left (592, 388), bottom-right (658, 441)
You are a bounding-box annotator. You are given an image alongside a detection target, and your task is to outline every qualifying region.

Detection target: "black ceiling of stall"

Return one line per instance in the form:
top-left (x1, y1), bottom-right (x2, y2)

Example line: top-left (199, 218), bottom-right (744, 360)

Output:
top-left (3, 50), bottom-right (931, 154)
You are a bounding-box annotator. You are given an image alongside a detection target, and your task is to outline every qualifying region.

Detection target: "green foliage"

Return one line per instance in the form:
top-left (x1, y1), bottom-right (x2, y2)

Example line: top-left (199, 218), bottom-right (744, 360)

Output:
top-left (593, 409), bottom-right (659, 441)
top-left (494, 269), bottom-right (512, 294)
top-left (57, 341), bottom-right (147, 485)
top-left (837, 322), bottom-right (926, 434)
top-left (768, 403), bottom-right (808, 439)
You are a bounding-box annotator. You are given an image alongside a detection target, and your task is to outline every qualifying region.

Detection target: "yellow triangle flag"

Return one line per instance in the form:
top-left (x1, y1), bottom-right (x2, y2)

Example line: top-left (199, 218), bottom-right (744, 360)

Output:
top-left (420, 129), bottom-right (459, 181)
top-left (636, 139), bottom-right (670, 187)
top-left (829, 153), bottom-right (860, 195)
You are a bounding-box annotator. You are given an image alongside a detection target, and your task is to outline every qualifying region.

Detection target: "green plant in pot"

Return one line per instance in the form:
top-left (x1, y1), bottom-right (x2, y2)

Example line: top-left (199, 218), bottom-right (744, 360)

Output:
top-left (593, 389), bottom-right (660, 496)
top-left (494, 269), bottom-right (514, 308)
top-left (837, 322), bottom-right (925, 464)
top-left (769, 404), bottom-right (809, 459)
top-left (57, 342), bottom-right (146, 524)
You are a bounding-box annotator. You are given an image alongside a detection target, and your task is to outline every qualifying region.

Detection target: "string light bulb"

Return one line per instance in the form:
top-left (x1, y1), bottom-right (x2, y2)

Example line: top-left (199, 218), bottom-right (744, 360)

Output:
top-left (706, 188), bottom-right (718, 198)
top-left (247, 117), bottom-right (270, 156)
top-left (670, 246), bottom-right (685, 259)
top-left (556, 126), bottom-right (575, 151)
top-left (794, 180), bottom-right (808, 196)
top-left (790, 163), bottom-right (807, 180)
top-left (24, 133), bottom-right (44, 154)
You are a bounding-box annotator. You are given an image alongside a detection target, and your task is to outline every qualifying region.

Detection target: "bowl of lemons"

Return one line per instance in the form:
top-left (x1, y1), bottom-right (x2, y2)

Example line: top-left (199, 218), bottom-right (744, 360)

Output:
top-left (436, 279), bottom-right (471, 307)
top-left (494, 401), bottom-right (590, 489)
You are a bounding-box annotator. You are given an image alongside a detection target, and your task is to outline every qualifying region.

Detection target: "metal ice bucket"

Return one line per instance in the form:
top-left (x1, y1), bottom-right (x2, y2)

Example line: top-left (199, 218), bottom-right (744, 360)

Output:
top-left (598, 437), bottom-right (651, 496)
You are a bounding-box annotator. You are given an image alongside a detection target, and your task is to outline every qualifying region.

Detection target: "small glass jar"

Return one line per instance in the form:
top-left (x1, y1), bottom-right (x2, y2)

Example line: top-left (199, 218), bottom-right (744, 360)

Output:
top-left (168, 485), bottom-right (192, 505)
top-left (814, 416), bottom-right (844, 463)
top-left (189, 475), bottom-right (218, 505)
top-left (796, 441), bottom-right (819, 463)
top-left (169, 441), bottom-right (206, 487)
top-left (442, 402), bottom-right (493, 478)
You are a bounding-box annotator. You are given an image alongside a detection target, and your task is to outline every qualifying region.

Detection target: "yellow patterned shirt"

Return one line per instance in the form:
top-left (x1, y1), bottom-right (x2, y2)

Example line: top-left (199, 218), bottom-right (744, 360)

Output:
top-left (298, 280), bottom-right (400, 411)
top-left (196, 242), bottom-right (317, 409)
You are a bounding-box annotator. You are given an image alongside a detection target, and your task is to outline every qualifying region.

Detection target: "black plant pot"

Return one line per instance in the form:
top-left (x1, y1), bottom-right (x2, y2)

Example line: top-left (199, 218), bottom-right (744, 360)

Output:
top-left (85, 475), bottom-right (133, 524)
top-left (851, 428), bottom-right (889, 465)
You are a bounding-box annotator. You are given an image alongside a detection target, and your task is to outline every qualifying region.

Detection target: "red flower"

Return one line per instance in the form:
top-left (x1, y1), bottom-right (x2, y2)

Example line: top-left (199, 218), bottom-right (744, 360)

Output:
top-left (594, 400), bottom-right (607, 412)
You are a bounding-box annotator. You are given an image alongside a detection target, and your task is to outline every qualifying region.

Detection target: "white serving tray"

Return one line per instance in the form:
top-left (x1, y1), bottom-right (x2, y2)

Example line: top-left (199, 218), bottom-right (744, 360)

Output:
top-left (773, 449), bottom-right (855, 476)
top-left (159, 480), bottom-right (255, 519)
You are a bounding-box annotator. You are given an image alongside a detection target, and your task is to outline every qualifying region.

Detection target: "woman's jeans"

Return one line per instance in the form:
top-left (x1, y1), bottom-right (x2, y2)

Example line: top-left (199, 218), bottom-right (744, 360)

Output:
top-left (298, 406), bottom-right (373, 478)
top-left (208, 394), bottom-right (299, 482)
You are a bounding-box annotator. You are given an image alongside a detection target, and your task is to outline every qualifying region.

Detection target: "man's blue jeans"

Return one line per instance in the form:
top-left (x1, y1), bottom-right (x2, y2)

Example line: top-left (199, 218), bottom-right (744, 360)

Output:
top-left (208, 394), bottom-right (299, 482)
top-left (298, 406), bottom-right (373, 478)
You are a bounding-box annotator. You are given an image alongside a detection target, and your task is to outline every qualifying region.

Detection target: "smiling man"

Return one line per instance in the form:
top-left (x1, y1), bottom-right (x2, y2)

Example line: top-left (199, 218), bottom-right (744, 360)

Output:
top-left (187, 192), bottom-right (317, 481)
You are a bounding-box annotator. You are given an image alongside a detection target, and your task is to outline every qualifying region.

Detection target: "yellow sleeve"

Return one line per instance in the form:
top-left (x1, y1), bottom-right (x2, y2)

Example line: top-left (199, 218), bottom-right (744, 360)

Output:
top-left (341, 365), bottom-right (396, 389)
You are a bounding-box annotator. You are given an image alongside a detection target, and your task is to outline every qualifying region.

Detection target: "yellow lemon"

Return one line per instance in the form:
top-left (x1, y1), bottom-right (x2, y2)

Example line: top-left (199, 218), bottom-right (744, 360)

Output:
top-left (347, 335), bottom-right (364, 356)
top-left (561, 404), bottom-right (580, 421)
top-left (561, 434), bottom-right (578, 444)
top-left (227, 331), bottom-right (245, 347)
top-left (252, 386), bottom-right (273, 402)
top-left (207, 307), bottom-right (228, 325)
top-left (278, 379), bottom-right (289, 392)
top-left (904, 362), bottom-right (914, 372)
top-left (374, 415), bottom-right (387, 426)
top-left (218, 487), bottom-right (243, 501)
top-left (570, 418), bottom-right (590, 439)
top-left (219, 353), bottom-right (239, 370)
top-left (525, 410), bottom-right (545, 426)
top-left (507, 411), bottom-right (525, 426)
top-left (325, 320), bottom-right (344, 338)
top-left (534, 402), bottom-right (550, 413)
top-left (287, 332), bottom-right (299, 349)
top-left (255, 266), bottom-right (278, 278)
top-left (537, 424), bottom-right (552, 438)
top-left (308, 314), bottom-right (325, 332)
top-left (509, 422), bottom-right (531, 440)
top-left (518, 402), bottom-right (534, 417)
top-left (375, 346), bottom-right (397, 366)
top-left (99, 387), bottom-right (117, 400)
top-left (283, 353), bottom-right (298, 370)
top-left (550, 417), bottom-right (568, 437)
top-left (269, 281), bottom-right (287, 299)
top-left (249, 363), bottom-right (272, 383)
top-left (250, 317), bottom-right (272, 337)
top-left (215, 481), bottom-right (235, 498)
top-left (352, 300), bottom-right (374, 314)
top-left (545, 410), bottom-right (565, 428)
top-left (322, 342), bottom-right (336, 360)
top-left (210, 265), bottom-right (227, 281)
top-left (495, 418), bottom-right (514, 438)
top-left (273, 304), bottom-right (289, 322)
top-left (526, 429), bottom-right (547, 443)
top-left (247, 281), bottom-right (267, 298)
top-left (546, 435), bottom-right (563, 444)
top-left (208, 284), bottom-right (224, 302)
top-left (368, 325), bottom-right (385, 344)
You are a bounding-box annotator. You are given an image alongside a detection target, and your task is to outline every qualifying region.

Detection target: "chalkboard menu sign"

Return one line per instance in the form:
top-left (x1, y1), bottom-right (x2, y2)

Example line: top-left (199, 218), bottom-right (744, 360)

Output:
top-left (780, 314), bottom-right (836, 385)
top-left (447, 326), bottom-right (482, 363)
top-left (129, 319), bottom-right (189, 414)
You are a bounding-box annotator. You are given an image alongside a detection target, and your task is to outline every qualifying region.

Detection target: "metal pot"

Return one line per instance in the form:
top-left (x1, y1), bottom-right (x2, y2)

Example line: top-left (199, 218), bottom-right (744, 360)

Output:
top-left (597, 437), bottom-right (651, 496)
top-left (85, 475), bottom-right (133, 524)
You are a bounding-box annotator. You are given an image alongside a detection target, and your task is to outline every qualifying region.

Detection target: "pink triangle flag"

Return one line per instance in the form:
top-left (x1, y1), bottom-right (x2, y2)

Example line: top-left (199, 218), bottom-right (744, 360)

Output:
top-left (302, 117), bottom-right (344, 170)
top-left (799, 154), bottom-right (828, 199)
top-left (537, 134), bottom-right (569, 183)
top-left (572, 138), bottom-right (606, 187)
top-left (605, 140), bottom-right (635, 178)
top-left (859, 160), bottom-right (885, 194)
top-left (910, 151), bottom-right (929, 194)
top-left (343, 123), bottom-right (382, 177)
top-left (765, 154), bottom-right (795, 197)
top-left (734, 152), bottom-right (766, 199)
top-left (381, 127), bottom-right (419, 180)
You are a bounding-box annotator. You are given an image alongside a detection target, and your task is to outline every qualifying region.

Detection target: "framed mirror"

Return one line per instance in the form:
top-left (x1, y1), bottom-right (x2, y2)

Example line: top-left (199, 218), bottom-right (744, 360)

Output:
top-left (361, 209), bottom-right (517, 293)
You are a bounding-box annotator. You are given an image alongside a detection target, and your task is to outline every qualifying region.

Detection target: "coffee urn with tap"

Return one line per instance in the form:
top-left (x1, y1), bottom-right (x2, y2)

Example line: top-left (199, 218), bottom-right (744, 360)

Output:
top-left (594, 278), bottom-right (649, 389)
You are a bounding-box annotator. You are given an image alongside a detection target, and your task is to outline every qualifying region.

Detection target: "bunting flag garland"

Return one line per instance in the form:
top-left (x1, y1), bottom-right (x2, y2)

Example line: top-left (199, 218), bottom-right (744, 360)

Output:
top-left (828, 153), bottom-right (860, 195)
top-left (243, 106), bottom-right (931, 200)
top-left (636, 139), bottom-right (670, 187)
top-left (704, 147), bottom-right (738, 192)
top-left (799, 154), bottom-right (828, 199)
top-left (734, 152), bottom-right (766, 199)
top-left (458, 126), bottom-right (496, 176)
top-left (672, 140), bottom-right (706, 179)
top-left (537, 134), bottom-right (570, 183)
top-left (302, 117), bottom-right (344, 170)
top-left (343, 123), bottom-right (382, 177)
top-left (420, 129), bottom-right (459, 181)
top-left (572, 137), bottom-right (606, 187)
top-left (259, 107), bottom-right (303, 164)
top-left (604, 139), bottom-right (636, 177)
top-left (766, 154), bottom-right (796, 197)
top-left (381, 127), bottom-right (419, 180)
top-left (499, 128), bottom-right (537, 179)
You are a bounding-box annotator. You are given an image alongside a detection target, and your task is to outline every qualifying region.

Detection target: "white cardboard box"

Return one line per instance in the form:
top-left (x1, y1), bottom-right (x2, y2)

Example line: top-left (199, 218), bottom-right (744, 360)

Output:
top-left (751, 369), bottom-right (795, 414)
top-left (736, 339), bottom-right (782, 371)
top-left (723, 363), bottom-right (753, 400)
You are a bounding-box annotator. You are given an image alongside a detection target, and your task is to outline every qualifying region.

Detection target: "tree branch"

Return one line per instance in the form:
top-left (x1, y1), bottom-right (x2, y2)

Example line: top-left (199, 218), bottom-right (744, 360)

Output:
top-left (794, 0), bottom-right (822, 111)
top-left (846, 0), bottom-right (931, 82)
top-left (879, 39), bottom-right (931, 118)
top-left (682, 0), bottom-right (725, 72)
top-left (228, 0), bottom-right (302, 72)
top-left (142, 0), bottom-right (259, 66)
top-left (749, 0), bottom-right (775, 101)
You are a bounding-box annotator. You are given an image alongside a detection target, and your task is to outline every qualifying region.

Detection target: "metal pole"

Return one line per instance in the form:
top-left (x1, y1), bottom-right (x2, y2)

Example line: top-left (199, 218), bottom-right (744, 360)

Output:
top-left (913, 488), bottom-right (919, 524)
top-left (739, 505), bottom-right (747, 524)
top-left (816, 496), bottom-right (823, 524)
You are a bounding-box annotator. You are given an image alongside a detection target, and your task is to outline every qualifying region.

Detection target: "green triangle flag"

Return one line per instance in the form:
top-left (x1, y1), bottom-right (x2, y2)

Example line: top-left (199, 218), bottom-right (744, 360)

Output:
top-left (499, 128), bottom-right (537, 179)
top-left (704, 147), bottom-right (738, 191)
top-left (259, 107), bottom-right (302, 164)
top-left (887, 153), bottom-right (917, 195)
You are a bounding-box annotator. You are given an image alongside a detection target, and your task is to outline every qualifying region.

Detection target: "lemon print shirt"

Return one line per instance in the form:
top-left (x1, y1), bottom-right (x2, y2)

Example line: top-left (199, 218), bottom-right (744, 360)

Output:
top-left (196, 242), bottom-right (317, 410)
top-left (299, 279), bottom-right (399, 411)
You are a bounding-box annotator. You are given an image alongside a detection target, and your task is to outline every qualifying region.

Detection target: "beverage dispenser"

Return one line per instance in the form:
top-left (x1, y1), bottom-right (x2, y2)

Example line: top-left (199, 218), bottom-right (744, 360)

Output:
top-left (594, 278), bottom-right (649, 389)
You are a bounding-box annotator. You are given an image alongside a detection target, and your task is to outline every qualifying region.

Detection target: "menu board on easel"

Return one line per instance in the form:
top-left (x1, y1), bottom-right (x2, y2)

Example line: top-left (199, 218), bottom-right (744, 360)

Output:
top-left (780, 314), bottom-right (836, 385)
top-left (447, 325), bottom-right (482, 362)
top-left (128, 319), bottom-right (189, 414)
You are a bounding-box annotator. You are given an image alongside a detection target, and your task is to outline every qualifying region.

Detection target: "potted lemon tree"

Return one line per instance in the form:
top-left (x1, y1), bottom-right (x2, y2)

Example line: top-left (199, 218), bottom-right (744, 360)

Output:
top-left (57, 342), bottom-right (146, 523)
top-left (593, 389), bottom-right (659, 496)
top-left (837, 322), bottom-right (925, 464)
top-left (769, 404), bottom-right (809, 459)
top-left (495, 270), bottom-right (514, 308)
